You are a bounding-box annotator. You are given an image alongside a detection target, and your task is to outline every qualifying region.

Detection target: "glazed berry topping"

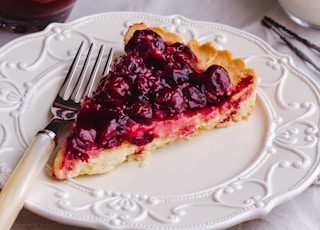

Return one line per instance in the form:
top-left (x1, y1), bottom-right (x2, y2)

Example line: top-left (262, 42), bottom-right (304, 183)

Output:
top-left (129, 101), bottom-right (153, 123)
top-left (64, 28), bottom-right (250, 162)
top-left (125, 29), bottom-right (166, 56)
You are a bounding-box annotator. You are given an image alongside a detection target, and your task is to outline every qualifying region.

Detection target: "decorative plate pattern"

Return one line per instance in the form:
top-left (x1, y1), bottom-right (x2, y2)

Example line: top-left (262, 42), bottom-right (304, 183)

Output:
top-left (0, 12), bottom-right (319, 229)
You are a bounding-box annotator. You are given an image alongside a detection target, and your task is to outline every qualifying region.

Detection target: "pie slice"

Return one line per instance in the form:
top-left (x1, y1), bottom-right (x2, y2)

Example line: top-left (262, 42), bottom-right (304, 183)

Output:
top-left (52, 23), bottom-right (258, 179)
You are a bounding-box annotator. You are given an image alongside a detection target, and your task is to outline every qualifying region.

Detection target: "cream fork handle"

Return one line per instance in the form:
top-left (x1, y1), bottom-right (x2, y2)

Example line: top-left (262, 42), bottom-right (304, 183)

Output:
top-left (0, 133), bottom-right (55, 229)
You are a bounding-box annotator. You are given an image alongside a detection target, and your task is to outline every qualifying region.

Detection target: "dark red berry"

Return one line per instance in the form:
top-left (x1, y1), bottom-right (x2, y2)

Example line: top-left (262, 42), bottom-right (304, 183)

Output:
top-left (73, 128), bottom-right (96, 149)
top-left (154, 88), bottom-right (185, 116)
top-left (167, 43), bottom-right (197, 68)
top-left (105, 77), bottom-right (130, 98)
top-left (183, 85), bottom-right (206, 110)
top-left (204, 65), bottom-right (232, 96)
top-left (98, 117), bottom-right (128, 148)
top-left (129, 101), bottom-right (153, 123)
top-left (125, 29), bottom-right (166, 56)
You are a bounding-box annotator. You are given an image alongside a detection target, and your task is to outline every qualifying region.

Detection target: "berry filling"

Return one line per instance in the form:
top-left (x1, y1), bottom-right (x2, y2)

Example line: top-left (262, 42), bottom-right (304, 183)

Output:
top-left (63, 29), bottom-right (254, 163)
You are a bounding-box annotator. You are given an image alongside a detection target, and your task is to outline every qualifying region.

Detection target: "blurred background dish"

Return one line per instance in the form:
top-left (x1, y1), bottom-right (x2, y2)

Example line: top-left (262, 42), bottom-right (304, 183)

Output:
top-left (278, 0), bottom-right (320, 29)
top-left (0, 0), bottom-right (76, 33)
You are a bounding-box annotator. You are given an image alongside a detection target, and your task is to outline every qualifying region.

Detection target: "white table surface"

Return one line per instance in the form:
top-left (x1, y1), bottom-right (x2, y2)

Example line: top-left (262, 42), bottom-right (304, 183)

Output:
top-left (1, 0), bottom-right (320, 229)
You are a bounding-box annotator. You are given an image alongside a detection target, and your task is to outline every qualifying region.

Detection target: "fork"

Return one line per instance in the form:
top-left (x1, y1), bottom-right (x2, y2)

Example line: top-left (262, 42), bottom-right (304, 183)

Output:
top-left (0, 42), bottom-right (113, 229)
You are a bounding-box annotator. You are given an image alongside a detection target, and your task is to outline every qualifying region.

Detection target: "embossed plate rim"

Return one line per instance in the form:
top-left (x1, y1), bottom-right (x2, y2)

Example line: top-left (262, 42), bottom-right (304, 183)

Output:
top-left (0, 12), bottom-right (320, 229)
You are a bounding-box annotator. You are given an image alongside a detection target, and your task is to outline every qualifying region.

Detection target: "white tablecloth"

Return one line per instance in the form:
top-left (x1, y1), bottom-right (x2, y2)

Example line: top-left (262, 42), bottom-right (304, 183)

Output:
top-left (1, 0), bottom-right (320, 229)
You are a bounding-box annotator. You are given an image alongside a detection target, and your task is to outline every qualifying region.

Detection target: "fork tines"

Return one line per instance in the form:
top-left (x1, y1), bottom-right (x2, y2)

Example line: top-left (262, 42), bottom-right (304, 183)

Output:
top-left (60, 42), bottom-right (113, 102)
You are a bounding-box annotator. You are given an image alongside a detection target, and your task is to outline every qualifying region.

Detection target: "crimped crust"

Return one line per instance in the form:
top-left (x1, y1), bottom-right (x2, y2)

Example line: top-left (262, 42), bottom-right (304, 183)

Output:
top-left (53, 23), bottom-right (258, 179)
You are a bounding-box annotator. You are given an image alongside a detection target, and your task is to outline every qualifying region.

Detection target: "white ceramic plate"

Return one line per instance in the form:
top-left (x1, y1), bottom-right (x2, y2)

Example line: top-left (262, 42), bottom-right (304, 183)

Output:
top-left (0, 12), bottom-right (319, 230)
